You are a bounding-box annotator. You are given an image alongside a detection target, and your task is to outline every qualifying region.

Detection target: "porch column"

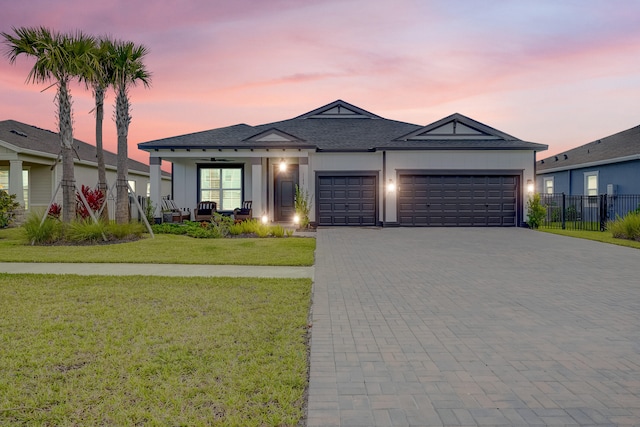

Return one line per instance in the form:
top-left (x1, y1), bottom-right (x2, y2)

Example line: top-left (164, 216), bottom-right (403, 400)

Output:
top-left (9, 160), bottom-right (24, 207)
top-left (149, 157), bottom-right (162, 218)
top-left (251, 158), bottom-right (263, 220)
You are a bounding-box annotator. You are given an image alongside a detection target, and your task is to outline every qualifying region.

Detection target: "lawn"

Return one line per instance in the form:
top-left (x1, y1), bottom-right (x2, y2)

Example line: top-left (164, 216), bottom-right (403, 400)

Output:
top-left (0, 274), bottom-right (312, 426)
top-left (539, 227), bottom-right (640, 249)
top-left (0, 227), bottom-right (316, 266)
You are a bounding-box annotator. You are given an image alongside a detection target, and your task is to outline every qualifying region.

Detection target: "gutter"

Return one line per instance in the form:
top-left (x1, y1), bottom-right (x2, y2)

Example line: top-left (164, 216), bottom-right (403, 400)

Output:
top-left (537, 154), bottom-right (640, 174)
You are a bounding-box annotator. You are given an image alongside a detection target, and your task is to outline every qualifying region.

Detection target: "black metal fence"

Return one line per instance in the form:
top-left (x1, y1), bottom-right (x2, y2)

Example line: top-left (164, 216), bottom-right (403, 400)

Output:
top-left (539, 193), bottom-right (640, 231)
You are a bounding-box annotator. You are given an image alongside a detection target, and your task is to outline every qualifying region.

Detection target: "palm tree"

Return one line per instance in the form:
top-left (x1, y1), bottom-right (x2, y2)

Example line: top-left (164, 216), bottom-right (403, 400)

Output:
top-left (81, 36), bottom-right (114, 221)
top-left (2, 26), bottom-right (97, 223)
top-left (109, 39), bottom-right (151, 224)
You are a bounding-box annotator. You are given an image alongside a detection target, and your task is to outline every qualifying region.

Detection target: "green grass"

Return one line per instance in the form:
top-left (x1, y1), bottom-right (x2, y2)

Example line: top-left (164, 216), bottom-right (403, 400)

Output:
top-left (0, 227), bottom-right (316, 266)
top-left (539, 227), bottom-right (640, 249)
top-left (0, 274), bottom-right (312, 426)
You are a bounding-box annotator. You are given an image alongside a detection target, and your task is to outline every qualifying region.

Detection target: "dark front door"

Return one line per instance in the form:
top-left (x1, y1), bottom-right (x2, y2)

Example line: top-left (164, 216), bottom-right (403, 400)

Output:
top-left (275, 165), bottom-right (299, 221)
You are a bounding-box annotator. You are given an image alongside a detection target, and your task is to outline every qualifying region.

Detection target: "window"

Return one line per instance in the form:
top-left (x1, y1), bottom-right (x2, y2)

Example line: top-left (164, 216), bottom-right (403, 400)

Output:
top-left (543, 177), bottom-right (554, 194)
top-left (199, 167), bottom-right (242, 211)
top-left (584, 172), bottom-right (598, 196)
top-left (127, 180), bottom-right (136, 194)
top-left (0, 168), bottom-right (29, 209)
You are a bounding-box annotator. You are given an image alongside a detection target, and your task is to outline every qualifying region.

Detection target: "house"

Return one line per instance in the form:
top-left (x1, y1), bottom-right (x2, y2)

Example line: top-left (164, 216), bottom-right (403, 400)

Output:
top-left (138, 100), bottom-right (547, 227)
top-left (0, 119), bottom-right (171, 216)
top-left (536, 124), bottom-right (640, 196)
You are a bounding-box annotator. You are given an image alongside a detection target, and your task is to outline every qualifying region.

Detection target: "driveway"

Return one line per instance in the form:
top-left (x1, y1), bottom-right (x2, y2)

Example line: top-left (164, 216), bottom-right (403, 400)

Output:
top-left (307, 228), bottom-right (640, 426)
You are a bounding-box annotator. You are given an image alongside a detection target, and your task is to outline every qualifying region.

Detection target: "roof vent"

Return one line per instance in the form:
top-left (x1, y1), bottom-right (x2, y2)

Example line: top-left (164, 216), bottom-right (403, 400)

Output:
top-left (10, 129), bottom-right (27, 137)
top-left (563, 154), bottom-right (568, 159)
top-left (554, 156), bottom-right (558, 161)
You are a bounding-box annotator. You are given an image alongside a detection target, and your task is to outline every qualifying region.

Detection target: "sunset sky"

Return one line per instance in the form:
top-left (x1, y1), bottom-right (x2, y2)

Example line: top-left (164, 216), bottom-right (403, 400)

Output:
top-left (2, 0), bottom-right (640, 166)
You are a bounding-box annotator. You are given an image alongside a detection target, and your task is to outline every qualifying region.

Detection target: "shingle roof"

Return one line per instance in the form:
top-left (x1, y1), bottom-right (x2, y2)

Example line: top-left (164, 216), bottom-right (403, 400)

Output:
top-left (138, 100), bottom-right (547, 152)
top-left (537, 124), bottom-right (640, 172)
top-left (0, 119), bottom-right (152, 174)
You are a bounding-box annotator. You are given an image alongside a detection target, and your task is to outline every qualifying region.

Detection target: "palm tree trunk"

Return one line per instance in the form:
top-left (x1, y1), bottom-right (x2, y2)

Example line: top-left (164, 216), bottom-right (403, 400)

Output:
top-left (115, 85), bottom-right (131, 224)
top-left (58, 79), bottom-right (76, 224)
top-left (94, 85), bottom-right (109, 221)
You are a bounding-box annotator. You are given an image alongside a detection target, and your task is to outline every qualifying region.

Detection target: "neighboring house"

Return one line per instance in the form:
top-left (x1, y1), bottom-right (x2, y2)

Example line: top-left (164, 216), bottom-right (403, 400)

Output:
top-left (536, 124), bottom-right (640, 197)
top-left (0, 119), bottom-right (171, 215)
top-left (138, 100), bottom-right (547, 227)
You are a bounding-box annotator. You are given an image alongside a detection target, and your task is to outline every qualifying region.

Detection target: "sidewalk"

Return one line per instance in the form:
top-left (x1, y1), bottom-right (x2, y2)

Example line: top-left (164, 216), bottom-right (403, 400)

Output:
top-left (0, 262), bottom-right (314, 279)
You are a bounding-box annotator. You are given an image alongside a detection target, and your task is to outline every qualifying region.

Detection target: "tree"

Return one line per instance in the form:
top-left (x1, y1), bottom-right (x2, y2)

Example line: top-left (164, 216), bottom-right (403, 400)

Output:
top-left (2, 27), bottom-right (97, 223)
top-left (81, 36), bottom-right (114, 221)
top-left (109, 39), bottom-right (151, 224)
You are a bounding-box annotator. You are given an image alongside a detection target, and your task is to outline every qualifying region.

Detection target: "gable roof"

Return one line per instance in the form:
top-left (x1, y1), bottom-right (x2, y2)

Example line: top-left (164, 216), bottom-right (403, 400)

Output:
top-left (537, 124), bottom-right (640, 173)
top-left (0, 119), bottom-right (153, 174)
top-left (138, 100), bottom-right (547, 152)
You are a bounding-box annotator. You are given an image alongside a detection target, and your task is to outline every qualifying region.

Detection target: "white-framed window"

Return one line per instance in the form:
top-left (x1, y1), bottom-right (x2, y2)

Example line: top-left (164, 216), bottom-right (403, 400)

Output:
top-left (0, 168), bottom-right (29, 209)
top-left (127, 180), bottom-right (136, 194)
top-left (199, 166), bottom-right (242, 211)
top-left (584, 172), bottom-right (598, 196)
top-left (543, 177), bottom-right (554, 194)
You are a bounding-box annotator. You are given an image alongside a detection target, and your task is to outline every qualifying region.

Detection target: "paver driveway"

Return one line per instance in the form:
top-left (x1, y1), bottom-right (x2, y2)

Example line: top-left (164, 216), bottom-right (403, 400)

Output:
top-left (307, 228), bottom-right (640, 427)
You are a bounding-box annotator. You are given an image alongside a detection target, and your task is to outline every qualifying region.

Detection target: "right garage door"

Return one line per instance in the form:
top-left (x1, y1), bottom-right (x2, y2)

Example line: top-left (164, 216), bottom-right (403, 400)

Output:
top-left (398, 175), bottom-right (518, 226)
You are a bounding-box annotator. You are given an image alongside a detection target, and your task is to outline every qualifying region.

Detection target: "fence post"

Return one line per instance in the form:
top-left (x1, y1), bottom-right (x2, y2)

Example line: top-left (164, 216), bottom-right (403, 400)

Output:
top-left (561, 193), bottom-right (566, 230)
top-left (599, 194), bottom-right (607, 231)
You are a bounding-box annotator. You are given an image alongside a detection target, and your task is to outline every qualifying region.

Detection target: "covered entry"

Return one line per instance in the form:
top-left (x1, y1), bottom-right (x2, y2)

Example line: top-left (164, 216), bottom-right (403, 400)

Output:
top-left (398, 174), bottom-right (519, 226)
top-left (316, 173), bottom-right (377, 226)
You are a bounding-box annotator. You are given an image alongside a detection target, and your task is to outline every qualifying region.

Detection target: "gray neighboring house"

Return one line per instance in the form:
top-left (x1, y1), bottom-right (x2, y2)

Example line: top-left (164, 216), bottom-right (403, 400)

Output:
top-left (139, 100), bottom-right (547, 227)
top-left (0, 119), bottom-right (171, 215)
top-left (536, 124), bottom-right (640, 196)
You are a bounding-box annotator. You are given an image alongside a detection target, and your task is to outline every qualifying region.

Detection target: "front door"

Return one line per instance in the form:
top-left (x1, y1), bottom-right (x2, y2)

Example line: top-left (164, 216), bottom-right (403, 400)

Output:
top-left (275, 165), bottom-right (299, 221)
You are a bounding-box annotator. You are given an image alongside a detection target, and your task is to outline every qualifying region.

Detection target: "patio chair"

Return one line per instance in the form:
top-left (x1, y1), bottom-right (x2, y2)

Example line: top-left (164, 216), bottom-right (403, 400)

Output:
top-left (161, 197), bottom-right (191, 222)
top-left (233, 200), bottom-right (252, 222)
top-left (194, 201), bottom-right (217, 221)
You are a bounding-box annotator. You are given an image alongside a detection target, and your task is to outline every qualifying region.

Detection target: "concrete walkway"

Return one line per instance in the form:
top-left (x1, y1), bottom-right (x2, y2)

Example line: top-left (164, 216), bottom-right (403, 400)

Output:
top-left (0, 262), bottom-right (313, 279)
top-left (307, 227), bottom-right (640, 426)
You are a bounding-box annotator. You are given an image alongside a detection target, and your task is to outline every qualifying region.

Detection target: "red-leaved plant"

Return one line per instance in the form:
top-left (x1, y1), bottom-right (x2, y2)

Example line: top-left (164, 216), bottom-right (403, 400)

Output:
top-left (48, 203), bottom-right (62, 219)
top-left (76, 185), bottom-right (105, 219)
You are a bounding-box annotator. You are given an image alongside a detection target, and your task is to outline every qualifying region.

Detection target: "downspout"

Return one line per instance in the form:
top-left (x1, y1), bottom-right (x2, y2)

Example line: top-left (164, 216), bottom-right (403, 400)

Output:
top-left (382, 150), bottom-right (386, 227)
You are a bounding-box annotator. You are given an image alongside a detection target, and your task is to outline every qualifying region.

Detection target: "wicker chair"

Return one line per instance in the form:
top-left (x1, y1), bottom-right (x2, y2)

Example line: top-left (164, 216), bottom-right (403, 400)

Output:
top-left (161, 197), bottom-right (191, 222)
top-left (233, 200), bottom-right (252, 222)
top-left (194, 201), bottom-right (217, 221)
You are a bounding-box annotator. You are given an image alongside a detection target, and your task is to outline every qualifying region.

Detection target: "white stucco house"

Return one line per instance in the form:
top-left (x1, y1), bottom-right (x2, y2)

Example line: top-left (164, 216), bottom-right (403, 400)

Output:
top-left (0, 119), bottom-right (171, 216)
top-left (139, 100), bottom-right (547, 227)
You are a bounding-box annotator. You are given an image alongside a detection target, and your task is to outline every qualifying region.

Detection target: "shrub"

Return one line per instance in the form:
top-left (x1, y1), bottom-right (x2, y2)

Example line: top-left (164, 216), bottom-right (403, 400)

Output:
top-left (22, 211), bottom-right (63, 244)
top-left (608, 212), bottom-right (640, 241)
top-left (0, 190), bottom-right (20, 228)
top-left (76, 185), bottom-right (105, 219)
top-left (566, 205), bottom-right (579, 221)
top-left (526, 193), bottom-right (546, 229)
top-left (271, 224), bottom-right (285, 238)
top-left (48, 203), bottom-right (62, 219)
top-left (106, 222), bottom-right (145, 240)
top-left (294, 185), bottom-right (312, 229)
top-left (66, 219), bottom-right (107, 243)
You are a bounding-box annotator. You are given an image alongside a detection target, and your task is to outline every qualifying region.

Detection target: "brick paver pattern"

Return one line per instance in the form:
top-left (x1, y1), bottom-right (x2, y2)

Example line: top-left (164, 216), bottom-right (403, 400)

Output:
top-left (307, 228), bottom-right (640, 426)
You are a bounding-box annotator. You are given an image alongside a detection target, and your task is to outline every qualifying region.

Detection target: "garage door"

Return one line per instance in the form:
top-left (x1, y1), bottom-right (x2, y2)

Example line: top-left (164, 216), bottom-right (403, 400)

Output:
top-left (398, 175), bottom-right (518, 226)
top-left (317, 175), bottom-right (377, 226)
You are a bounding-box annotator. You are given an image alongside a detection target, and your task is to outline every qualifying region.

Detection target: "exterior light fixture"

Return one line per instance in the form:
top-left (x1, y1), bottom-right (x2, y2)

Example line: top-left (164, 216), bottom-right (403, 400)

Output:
top-left (293, 214), bottom-right (300, 225)
top-left (526, 179), bottom-right (534, 194)
top-left (387, 179), bottom-right (396, 193)
top-left (279, 159), bottom-right (287, 172)
top-left (261, 214), bottom-right (269, 224)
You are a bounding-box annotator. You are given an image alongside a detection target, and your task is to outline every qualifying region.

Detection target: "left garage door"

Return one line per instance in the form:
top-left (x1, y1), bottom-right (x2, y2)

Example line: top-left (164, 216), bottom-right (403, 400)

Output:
top-left (317, 175), bottom-right (377, 226)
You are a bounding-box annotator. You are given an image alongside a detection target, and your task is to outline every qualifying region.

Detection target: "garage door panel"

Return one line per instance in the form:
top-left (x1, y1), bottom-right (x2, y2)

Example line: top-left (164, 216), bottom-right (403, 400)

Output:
top-left (317, 175), bottom-right (377, 226)
top-left (399, 174), bottom-right (518, 227)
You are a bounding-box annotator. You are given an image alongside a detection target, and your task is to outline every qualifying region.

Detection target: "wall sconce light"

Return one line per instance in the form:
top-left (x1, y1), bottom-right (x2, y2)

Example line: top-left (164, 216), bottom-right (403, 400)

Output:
top-left (526, 179), bottom-right (534, 194)
top-left (279, 159), bottom-right (287, 172)
top-left (386, 179), bottom-right (396, 193)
